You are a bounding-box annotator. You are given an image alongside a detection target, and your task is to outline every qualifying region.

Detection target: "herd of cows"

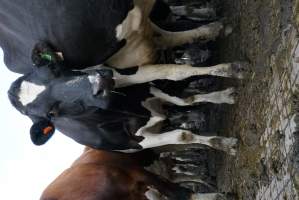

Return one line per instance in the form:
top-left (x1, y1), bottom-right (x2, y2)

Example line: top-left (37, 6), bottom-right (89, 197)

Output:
top-left (1, 0), bottom-right (247, 199)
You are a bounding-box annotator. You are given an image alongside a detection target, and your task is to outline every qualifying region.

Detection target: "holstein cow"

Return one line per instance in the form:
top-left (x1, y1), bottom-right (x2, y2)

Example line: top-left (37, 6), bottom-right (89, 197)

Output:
top-left (40, 148), bottom-right (227, 200)
top-left (0, 0), bottom-right (225, 74)
top-left (8, 42), bottom-right (238, 155)
top-left (7, 1), bottom-right (244, 154)
top-left (0, 0), bottom-right (134, 74)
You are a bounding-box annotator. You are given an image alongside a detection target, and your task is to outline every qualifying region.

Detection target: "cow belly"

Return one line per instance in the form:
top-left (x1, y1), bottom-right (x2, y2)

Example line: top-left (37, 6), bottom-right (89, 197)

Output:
top-left (107, 36), bottom-right (156, 68)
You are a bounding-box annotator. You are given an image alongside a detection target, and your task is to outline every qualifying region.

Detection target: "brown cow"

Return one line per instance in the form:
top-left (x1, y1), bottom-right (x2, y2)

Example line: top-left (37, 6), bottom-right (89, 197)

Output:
top-left (41, 148), bottom-right (226, 200)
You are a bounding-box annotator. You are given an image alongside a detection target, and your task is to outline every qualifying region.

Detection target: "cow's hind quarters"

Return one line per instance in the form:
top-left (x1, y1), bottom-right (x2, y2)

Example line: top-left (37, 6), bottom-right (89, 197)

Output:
top-left (31, 41), bottom-right (59, 67)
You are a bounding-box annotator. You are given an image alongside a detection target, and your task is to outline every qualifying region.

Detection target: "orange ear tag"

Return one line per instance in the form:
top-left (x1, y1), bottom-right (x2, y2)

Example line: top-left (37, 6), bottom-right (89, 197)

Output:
top-left (43, 126), bottom-right (53, 135)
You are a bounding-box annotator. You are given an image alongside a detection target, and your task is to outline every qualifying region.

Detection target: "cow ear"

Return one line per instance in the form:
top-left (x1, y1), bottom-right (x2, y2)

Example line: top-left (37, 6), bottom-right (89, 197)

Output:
top-left (30, 120), bottom-right (55, 145)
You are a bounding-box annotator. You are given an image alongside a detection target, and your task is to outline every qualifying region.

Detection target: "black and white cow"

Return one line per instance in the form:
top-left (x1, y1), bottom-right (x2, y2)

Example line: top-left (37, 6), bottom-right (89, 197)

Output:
top-left (8, 42), bottom-right (239, 154)
top-left (6, 0), bottom-right (245, 154)
top-left (0, 0), bottom-right (225, 74)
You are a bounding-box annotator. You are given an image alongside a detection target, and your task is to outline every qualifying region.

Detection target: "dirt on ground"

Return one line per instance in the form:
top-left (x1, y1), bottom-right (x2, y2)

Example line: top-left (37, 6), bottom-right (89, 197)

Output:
top-left (216, 0), bottom-right (296, 199)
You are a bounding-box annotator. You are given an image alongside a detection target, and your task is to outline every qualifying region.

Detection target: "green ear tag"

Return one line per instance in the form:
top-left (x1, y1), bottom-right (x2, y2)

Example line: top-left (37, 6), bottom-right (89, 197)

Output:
top-left (40, 53), bottom-right (53, 62)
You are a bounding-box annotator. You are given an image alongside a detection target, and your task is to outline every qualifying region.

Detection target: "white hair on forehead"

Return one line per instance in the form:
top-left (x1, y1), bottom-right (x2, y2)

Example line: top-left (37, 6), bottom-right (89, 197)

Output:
top-left (18, 80), bottom-right (46, 106)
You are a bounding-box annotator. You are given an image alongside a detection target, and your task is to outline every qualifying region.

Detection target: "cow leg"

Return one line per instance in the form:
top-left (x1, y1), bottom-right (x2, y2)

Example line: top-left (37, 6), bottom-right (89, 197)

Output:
top-left (191, 193), bottom-right (226, 200)
top-left (169, 5), bottom-right (217, 21)
top-left (138, 130), bottom-right (237, 155)
top-left (150, 87), bottom-right (235, 105)
top-left (113, 63), bottom-right (247, 88)
top-left (172, 175), bottom-right (215, 191)
top-left (136, 98), bottom-right (238, 155)
top-left (140, 170), bottom-right (225, 200)
top-left (151, 21), bottom-right (223, 48)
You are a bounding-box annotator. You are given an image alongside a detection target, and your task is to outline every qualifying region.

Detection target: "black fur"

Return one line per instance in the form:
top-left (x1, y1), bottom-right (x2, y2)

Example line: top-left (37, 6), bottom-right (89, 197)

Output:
top-left (0, 0), bottom-right (134, 74)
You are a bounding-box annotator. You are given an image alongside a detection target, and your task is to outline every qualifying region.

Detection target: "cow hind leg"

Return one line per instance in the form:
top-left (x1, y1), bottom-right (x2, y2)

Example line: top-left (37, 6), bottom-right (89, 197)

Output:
top-left (138, 130), bottom-right (238, 155)
top-left (173, 175), bottom-right (216, 191)
top-left (136, 97), bottom-right (238, 155)
top-left (151, 21), bottom-right (223, 48)
top-left (169, 5), bottom-right (217, 21)
top-left (150, 87), bottom-right (235, 105)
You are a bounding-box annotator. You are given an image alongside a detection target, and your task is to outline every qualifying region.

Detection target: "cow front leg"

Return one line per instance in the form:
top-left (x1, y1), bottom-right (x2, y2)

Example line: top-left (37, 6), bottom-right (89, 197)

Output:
top-left (138, 130), bottom-right (238, 155)
top-left (150, 87), bottom-right (235, 105)
top-left (113, 63), bottom-right (247, 88)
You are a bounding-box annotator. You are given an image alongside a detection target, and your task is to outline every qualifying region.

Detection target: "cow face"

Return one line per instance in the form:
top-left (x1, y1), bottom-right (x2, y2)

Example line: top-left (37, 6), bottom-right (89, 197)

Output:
top-left (8, 66), bottom-right (115, 146)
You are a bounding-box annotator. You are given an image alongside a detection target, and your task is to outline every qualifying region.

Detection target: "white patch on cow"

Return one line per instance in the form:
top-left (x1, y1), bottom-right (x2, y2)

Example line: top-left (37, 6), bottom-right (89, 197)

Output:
top-left (18, 81), bottom-right (46, 106)
top-left (115, 6), bottom-right (142, 41)
top-left (88, 74), bottom-right (101, 95)
top-left (150, 87), bottom-right (235, 105)
top-left (145, 186), bottom-right (166, 200)
top-left (115, 24), bottom-right (123, 39)
top-left (113, 63), bottom-right (238, 88)
top-left (88, 74), bottom-right (100, 84)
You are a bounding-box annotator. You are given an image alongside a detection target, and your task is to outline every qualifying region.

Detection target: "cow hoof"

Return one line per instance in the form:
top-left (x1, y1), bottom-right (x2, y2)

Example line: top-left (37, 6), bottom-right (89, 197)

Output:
top-left (223, 25), bottom-right (233, 37)
top-left (210, 137), bottom-right (238, 156)
top-left (222, 87), bottom-right (235, 104)
top-left (205, 22), bottom-right (224, 40)
top-left (223, 137), bottom-right (238, 156)
top-left (229, 62), bottom-right (251, 79)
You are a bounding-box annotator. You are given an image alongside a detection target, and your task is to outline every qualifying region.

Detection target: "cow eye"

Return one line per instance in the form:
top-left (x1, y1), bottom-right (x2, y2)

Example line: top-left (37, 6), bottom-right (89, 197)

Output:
top-left (47, 102), bottom-right (61, 119)
top-left (47, 111), bottom-right (56, 118)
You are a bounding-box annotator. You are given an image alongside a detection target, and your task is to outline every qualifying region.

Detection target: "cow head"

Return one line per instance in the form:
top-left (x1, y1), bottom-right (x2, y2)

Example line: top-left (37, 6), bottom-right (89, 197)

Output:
top-left (7, 42), bottom-right (116, 146)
